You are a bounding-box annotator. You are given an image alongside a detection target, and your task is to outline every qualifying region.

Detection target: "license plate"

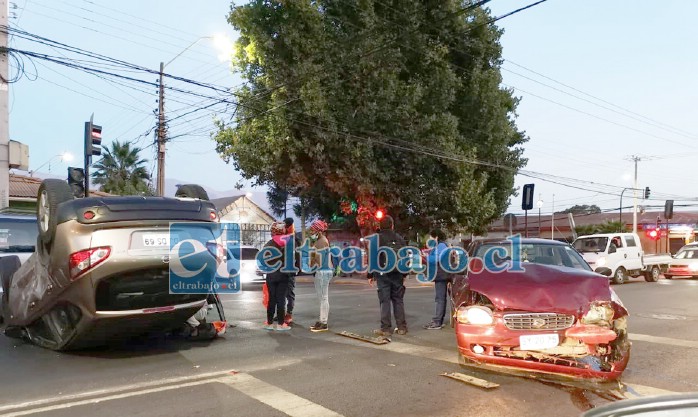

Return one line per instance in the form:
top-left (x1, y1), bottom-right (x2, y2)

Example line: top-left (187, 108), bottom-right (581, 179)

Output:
top-left (142, 234), bottom-right (175, 247)
top-left (519, 334), bottom-right (559, 350)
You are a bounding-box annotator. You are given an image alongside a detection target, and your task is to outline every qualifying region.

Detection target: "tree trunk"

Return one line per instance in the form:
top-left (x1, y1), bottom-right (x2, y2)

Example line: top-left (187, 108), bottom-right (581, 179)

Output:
top-left (300, 198), bottom-right (307, 241)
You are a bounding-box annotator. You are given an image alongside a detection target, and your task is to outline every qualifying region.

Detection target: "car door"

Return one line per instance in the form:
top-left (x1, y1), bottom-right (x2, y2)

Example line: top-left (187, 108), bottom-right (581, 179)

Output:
top-left (607, 235), bottom-right (628, 271)
top-left (623, 234), bottom-right (643, 270)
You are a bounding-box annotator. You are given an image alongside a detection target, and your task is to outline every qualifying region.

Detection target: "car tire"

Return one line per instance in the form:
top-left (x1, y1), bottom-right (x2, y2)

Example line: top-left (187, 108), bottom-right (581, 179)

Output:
top-left (175, 184), bottom-right (209, 200)
top-left (0, 256), bottom-right (21, 325)
top-left (37, 179), bottom-right (74, 246)
top-left (644, 266), bottom-right (661, 282)
top-left (664, 274), bottom-right (673, 280)
top-left (611, 267), bottom-right (626, 285)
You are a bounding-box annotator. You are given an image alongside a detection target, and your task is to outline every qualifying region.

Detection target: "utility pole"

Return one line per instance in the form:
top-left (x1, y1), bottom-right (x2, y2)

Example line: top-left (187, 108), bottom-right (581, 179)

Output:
top-left (156, 62), bottom-right (165, 197)
top-left (0, 0), bottom-right (10, 209)
top-left (630, 155), bottom-right (641, 234)
top-left (551, 193), bottom-right (555, 240)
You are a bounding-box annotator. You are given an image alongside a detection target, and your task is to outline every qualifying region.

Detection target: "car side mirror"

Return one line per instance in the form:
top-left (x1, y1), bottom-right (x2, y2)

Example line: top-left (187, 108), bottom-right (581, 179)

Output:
top-left (595, 267), bottom-right (612, 277)
top-left (608, 245), bottom-right (617, 254)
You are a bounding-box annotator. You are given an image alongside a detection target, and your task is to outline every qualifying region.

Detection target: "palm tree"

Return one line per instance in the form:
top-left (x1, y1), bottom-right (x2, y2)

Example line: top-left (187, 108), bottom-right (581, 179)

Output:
top-left (92, 140), bottom-right (154, 196)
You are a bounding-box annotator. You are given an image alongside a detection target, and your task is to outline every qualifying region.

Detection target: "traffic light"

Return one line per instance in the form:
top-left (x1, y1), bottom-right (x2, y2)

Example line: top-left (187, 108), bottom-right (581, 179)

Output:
top-left (85, 121), bottom-right (102, 157)
top-left (521, 183), bottom-right (535, 210)
top-left (644, 186), bottom-right (650, 199)
top-left (664, 200), bottom-right (674, 219)
top-left (646, 229), bottom-right (660, 241)
top-left (375, 209), bottom-right (384, 220)
top-left (67, 167), bottom-right (85, 198)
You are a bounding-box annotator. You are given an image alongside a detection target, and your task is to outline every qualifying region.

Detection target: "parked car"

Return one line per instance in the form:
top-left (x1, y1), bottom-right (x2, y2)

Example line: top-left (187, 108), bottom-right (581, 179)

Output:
top-left (453, 238), bottom-right (630, 382)
top-left (572, 233), bottom-right (673, 284)
top-left (224, 244), bottom-right (263, 286)
top-left (1, 179), bottom-right (220, 351)
top-left (665, 245), bottom-right (698, 279)
top-left (0, 212), bottom-right (38, 300)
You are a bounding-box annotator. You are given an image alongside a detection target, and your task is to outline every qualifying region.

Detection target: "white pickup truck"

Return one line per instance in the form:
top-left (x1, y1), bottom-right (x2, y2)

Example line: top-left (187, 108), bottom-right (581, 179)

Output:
top-left (572, 232), bottom-right (673, 284)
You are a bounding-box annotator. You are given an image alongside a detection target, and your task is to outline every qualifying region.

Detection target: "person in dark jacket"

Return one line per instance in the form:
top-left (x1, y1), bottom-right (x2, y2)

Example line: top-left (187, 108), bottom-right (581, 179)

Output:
top-left (263, 221), bottom-right (293, 331)
top-left (423, 229), bottom-right (451, 330)
top-left (367, 215), bottom-right (408, 337)
top-left (283, 217), bottom-right (296, 324)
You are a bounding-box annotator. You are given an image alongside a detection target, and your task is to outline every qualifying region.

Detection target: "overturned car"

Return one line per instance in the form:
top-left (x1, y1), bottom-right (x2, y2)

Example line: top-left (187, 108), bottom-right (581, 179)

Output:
top-left (0, 179), bottom-right (221, 350)
top-left (452, 238), bottom-right (630, 382)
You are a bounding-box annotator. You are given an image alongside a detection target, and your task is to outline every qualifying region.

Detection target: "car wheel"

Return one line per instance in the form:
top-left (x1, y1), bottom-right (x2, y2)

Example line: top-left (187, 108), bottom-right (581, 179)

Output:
top-left (644, 266), bottom-right (661, 282)
top-left (37, 179), bottom-right (73, 247)
top-left (175, 184), bottom-right (209, 200)
top-left (611, 267), bottom-right (626, 285)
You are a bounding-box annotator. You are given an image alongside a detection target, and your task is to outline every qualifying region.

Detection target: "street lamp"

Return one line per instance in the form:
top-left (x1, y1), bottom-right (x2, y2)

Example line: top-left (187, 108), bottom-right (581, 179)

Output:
top-left (536, 196), bottom-right (543, 237)
top-left (156, 34), bottom-right (232, 196)
top-left (29, 152), bottom-right (73, 177)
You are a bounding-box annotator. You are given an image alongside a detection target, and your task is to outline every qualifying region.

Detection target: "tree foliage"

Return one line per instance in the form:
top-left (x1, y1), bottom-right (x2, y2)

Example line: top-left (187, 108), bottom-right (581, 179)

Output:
top-left (215, 0), bottom-right (527, 235)
top-left (92, 140), bottom-right (153, 196)
top-left (560, 205), bottom-right (602, 215)
top-left (575, 221), bottom-right (624, 236)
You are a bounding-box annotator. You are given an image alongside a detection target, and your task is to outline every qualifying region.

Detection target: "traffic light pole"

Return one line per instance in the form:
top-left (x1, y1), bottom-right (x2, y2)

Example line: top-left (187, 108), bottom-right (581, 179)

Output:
top-left (0, 0), bottom-right (10, 209)
top-left (84, 115), bottom-right (93, 198)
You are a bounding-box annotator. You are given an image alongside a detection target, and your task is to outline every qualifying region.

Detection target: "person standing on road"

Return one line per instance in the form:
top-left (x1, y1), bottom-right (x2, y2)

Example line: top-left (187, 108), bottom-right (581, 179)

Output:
top-left (263, 221), bottom-right (293, 331)
top-left (423, 229), bottom-right (451, 330)
top-left (308, 220), bottom-right (333, 332)
top-left (367, 215), bottom-right (408, 337)
top-left (283, 217), bottom-right (296, 324)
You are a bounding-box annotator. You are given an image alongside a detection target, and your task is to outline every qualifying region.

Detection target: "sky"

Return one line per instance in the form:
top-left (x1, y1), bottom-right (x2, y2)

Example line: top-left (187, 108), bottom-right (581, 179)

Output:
top-left (7, 0), bottom-right (698, 221)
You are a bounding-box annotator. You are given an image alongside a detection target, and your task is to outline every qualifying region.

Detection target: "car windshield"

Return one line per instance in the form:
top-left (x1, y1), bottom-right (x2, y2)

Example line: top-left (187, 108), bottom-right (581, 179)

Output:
top-left (474, 242), bottom-right (593, 271)
top-left (675, 248), bottom-right (698, 259)
top-left (572, 237), bottom-right (609, 253)
top-left (0, 219), bottom-right (38, 252)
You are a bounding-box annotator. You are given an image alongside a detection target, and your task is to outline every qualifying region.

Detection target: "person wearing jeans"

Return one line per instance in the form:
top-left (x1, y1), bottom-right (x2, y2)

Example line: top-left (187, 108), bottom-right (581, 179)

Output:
top-left (423, 229), bottom-right (450, 330)
top-left (309, 220), bottom-right (333, 332)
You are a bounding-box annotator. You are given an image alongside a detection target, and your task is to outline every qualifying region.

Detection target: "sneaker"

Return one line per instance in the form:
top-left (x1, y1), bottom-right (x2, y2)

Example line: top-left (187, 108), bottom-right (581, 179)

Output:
top-left (311, 323), bottom-right (328, 333)
top-left (395, 328), bottom-right (408, 335)
top-left (373, 329), bottom-right (392, 337)
top-left (284, 313), bottom-right (293, 324)
top-left (423, 322), bottom-right (443, 330)
top-left (263, 322), bottom-right (274, 331)
top-left (310, 321), bottom-right (322, 331)
top-left (276, 323), bottom-right (292, 331)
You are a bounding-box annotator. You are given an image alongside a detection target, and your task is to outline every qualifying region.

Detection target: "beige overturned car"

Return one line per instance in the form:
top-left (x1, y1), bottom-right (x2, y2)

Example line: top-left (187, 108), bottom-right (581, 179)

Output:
top-left (0, 180), bottom-right (219, 350)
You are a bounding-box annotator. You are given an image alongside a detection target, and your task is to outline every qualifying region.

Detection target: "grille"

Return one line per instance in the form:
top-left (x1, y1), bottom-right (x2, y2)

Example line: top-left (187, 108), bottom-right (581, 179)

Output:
top-left (503, 313), bottom-right (574, 331)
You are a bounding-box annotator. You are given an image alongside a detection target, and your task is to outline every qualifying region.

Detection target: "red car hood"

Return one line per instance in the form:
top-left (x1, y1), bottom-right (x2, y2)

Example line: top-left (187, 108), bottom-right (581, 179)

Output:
top-left (467, 263), bottom-right (612, 315)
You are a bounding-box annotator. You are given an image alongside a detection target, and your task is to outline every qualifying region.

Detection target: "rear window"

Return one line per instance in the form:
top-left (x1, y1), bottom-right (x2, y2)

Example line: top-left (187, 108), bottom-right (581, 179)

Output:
top-left (0, 219), bottom-right (38, 252)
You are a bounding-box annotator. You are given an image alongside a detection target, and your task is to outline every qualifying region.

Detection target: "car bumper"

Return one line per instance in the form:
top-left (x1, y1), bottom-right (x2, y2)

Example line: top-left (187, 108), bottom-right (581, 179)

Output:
top-left (667, 266), bottom-right (698, 276)
top-left (455, 321), bottom-right (629, 381)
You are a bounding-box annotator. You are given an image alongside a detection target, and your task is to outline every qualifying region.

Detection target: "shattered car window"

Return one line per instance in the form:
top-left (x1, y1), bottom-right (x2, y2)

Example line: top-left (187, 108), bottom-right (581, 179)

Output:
top-left (572, 237), bottom-right (608, 253)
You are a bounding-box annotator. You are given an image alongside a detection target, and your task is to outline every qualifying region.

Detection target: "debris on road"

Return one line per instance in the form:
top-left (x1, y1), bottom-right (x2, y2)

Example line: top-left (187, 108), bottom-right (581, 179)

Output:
top-left (441, 372), bottom-right (499, 389)
top-left (337, 331), bottom-right (391, 344)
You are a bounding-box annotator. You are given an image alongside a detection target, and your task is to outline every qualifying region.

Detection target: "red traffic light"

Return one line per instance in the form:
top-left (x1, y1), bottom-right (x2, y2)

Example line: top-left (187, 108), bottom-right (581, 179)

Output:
top-left (375, 210), bottom-right (384, 220)
top-left (646, 229), bottom-right (660, 240)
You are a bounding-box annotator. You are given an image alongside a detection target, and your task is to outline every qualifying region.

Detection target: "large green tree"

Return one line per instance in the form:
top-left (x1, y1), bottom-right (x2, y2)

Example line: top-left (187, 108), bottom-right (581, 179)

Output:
top-left (215, 0), bottom-right (527, 235)
top-left (92, 140), bottom-right (154, 196)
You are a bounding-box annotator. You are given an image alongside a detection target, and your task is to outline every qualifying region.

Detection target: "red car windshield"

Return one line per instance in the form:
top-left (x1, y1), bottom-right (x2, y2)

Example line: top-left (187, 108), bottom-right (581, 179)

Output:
top-left (474, 242), bottom-right (592, 271)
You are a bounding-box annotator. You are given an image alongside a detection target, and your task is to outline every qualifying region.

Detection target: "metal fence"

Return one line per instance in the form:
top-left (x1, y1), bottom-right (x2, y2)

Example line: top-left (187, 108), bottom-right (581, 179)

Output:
top-left (221, 222), bottom-right (271, 249)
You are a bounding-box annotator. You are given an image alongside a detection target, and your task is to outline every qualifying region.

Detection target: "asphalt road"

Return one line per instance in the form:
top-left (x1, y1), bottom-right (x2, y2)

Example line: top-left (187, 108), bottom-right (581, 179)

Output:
top-left (1, 274), bottom-right (697, 417)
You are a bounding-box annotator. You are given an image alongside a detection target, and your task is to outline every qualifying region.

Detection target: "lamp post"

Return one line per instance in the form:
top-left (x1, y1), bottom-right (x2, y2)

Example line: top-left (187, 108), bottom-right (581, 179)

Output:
top-left (537, 196), bottom-right (543, 237)
top-left (29, 152), bottom-right (73, 177)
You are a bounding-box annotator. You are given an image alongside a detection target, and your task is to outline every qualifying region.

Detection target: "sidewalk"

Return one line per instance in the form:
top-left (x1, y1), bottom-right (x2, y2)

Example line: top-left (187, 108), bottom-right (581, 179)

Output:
top-left (295, 273), bottom-right (433, 288)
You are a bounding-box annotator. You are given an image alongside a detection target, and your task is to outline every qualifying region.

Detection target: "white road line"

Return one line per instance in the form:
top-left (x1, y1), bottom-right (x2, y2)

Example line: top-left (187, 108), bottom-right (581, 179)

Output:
top-left (0, 366), bottom-right (344, 417)
top-left (630, 333), bottom-right (698, 349)
top-left (219, 373), bottom-right (344, 417)
top-left (622, 383), bottom-right (676, 399)
top-left (0, 370), bottom-right (233, 413)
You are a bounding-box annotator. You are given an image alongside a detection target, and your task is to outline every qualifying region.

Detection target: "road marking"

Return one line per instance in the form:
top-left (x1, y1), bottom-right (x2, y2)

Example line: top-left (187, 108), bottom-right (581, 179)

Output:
top-left (220, 373), bottom-right (344, 417)
top-left (0, 367), bottom-right (344, 417)
top-left (630, 333), bottom-right (698, 349)
top-left (622, 383), bottom-right (676, 399)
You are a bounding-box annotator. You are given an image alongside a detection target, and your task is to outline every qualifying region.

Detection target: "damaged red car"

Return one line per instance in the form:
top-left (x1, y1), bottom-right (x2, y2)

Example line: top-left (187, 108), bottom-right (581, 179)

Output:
top-left (452, 238), bottom-right (630, 382)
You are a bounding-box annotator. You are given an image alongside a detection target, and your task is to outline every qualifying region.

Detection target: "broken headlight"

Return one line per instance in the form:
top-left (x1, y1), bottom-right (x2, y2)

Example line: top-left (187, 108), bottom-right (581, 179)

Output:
top-left (456, 306), bottom-right (494, 325)
top-left (581, 302), bottom-right (614, 327)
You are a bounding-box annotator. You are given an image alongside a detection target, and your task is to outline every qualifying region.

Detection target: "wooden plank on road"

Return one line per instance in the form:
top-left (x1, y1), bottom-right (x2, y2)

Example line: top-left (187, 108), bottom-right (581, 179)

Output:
top-left (441, 372), bottom-right (500, 389)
